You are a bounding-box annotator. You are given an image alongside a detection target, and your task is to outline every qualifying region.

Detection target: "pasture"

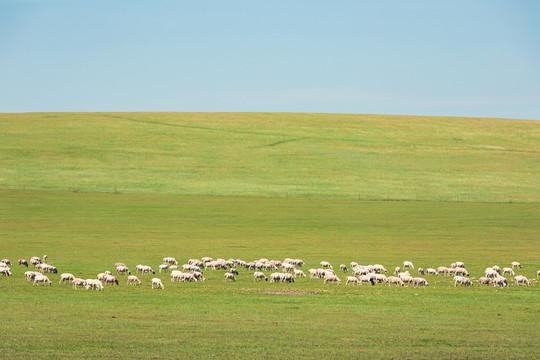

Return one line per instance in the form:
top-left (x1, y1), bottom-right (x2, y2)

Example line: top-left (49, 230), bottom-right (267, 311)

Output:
top-left (1, 190), bottom-right (539, 359)
top-left (0, 112), bottom-right (539, 358)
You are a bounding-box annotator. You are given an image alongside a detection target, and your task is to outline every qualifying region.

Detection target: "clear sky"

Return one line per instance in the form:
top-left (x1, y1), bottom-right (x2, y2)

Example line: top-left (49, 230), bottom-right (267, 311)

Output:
top-left (1, 0), bottom-right (539, 119)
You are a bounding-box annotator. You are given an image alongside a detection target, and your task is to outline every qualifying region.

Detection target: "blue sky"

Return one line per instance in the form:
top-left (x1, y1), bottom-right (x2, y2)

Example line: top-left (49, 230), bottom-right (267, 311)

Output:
top-left (1, 0), bottom-right (539, 119)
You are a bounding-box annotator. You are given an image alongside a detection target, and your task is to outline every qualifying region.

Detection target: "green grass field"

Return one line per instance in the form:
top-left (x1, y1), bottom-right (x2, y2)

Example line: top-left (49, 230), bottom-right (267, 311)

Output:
top-left (0, 112), bottom-right (539, 359)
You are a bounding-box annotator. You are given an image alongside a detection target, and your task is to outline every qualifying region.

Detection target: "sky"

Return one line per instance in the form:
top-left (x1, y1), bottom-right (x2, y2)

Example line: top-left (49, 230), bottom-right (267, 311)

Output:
top-left (1, 0), bottom-right (540, 119)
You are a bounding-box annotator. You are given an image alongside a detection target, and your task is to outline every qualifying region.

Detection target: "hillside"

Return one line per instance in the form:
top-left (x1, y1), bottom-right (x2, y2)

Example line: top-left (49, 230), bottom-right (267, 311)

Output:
top-left (1, 112), bottom-right (538, 202)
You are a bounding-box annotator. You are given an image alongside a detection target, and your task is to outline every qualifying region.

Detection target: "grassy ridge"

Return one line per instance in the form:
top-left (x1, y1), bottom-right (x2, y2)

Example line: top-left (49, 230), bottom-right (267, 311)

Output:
top-left (1, 112), bottom-right (539, 202)
top-left (1, 190), bottom-right (539, 359)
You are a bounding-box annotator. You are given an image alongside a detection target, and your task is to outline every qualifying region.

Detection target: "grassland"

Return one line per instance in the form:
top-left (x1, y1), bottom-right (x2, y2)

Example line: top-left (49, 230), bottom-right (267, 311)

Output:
top-left (0, 112), bottom-right (539, 359)
top-left (1, 112), bottom-right (539, 202)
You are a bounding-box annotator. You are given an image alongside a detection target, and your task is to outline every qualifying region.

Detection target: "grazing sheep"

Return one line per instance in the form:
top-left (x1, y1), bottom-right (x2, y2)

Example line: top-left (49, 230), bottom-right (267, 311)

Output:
top-left (229, 268), bottom-right (239, 276)
top-left (104, 270), bottom-right (112, 275)
top-left (537, 270), bottom-right (540, 279)
top-left (30, 256), bottom-right (41, 266)
top-left (403, 261), bottom-right (414, 270)
top-left (282, 273), bottom-right (295, 283)
top-left (25, 271), bottom-right (40, 281)
top-left (320, 261), bottom-right (333, 269)
top-left (346, 276), bottom-right (359, 285)
top-left (454, 276), bottom-right (473, 287)
top-left (437, 266), bottom-right (450, 276)
top-left (224, 273), bottom-right (236, 282)
top-left (394, 267), bottom-right (401, 275)
top-left (18, 259), bottom-right (28, 267)
top-left (514, 275), bottom-right (531, 286)
top-left (201, 257), bottom-right (213, 264)
top-left (398, 271), bottom-right (411, 280)
top-left (373, 264), bottom-right (387, 274)
top-left (0, 268), bottom-right (12, 276)
top-left (127, 275), bottom-right (142, 285)
top-left (492, 265), bottom-right (501, 274)
top-left (115, 262), bottom-right (126, 268)
top-left (308, 269), bottom-right (318, 278)
top-left (190, 271), bottom-right (205, 282)
top-left (353, 267), bottom-right (369, 276)
top-left (511, 262), bottom-right (522, 269)
top-left (163, 257), bottom-right (178, 265)
top-left (170, 270), bottom-right (183, 282)
top-left (418, 268), bottom-right (425, 275)
top-left (413, 277), bottom-right (428, 287)
top-left (357, 275), bottom-right (373, 285)
top-left (59, 273), bottom-right (75, 283)
top-left (169, 265), bottom-right (178, 270)
top-left (188, 259), bottom-right (204, 267)
top-left (116, 265), bottom-right (131, 275)
top-left (451, 262), bottom-right (465, 268)
top-left (426, 268), bottom-right (438, 276)
top-left (492, 276), bottom-right (509, 288)
top-left (33, 274), bottom-right (51, 286)
top-left (85, 279), bottom-right (104, 291)
top-left (294, 269), bottom-right (306, 278)
top-left (270, 272), bottom-right (284, 283)
top-left (374, 274), bottom-right (388, 283)
top-left (72, 278), bottom-right (87, 289)
top-left (151, 278), bottom-right (164, 289)
top-left (502, 267), bottom-right (515, 276)
top-left (42, 255), bottom-right (47, 263)
top-left (159, 264), bottom-right (169, 273)
top-left (387, 276), bottom-right (404, 287)
top-left (340, 264), bottom-right (348, 273)
top-left (478, 277), bottom-right (492, 286)
top-left (485, 267), bottom-right (498, 278)
top-left (281, 263), bottom-right (295, 273)
top-left (253, 272), bottom-right (268, 281)
top-left (323, 274), bottom-right (341, 285)
top-left (1, 259), bottom-right (12, 267)
top-left (103, 275), bottom-right (119, 286)
top-left (97, 273), bottom-right (107, 281)
top-left (454, 267), bottom-right (469, 277)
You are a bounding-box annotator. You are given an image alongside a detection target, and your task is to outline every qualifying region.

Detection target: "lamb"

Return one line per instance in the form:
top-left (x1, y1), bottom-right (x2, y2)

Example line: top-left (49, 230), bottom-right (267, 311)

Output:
top-left (151, 278), bottom-right (164, 289)
top-left (59, 273), bottom-right (75, 283)
top-left (413, 277), bottom-right (428, 287)
top-left (502, 267), bottom-right (515, 276)
top-left (32, 274), bottom-right (52, 286)
top-left (426, 268), bottom-right (438, 276)
top-left (72, 278), bottom-right (87, 289)
top-left (103, 275), bottom-right (119, 285)
top-left (293, 269), bottom-right (306, 278)
top-left (85, 279), bottom-right (104, 291)
top-left (33, 274), bottom-right (51, 286)
top-left (387, 276), bottom-right (404, 287)
top-left (403, 261), bottom-right (414, 270)
top-left (454, 276), bottom-right (473, 287)
top-left (514, 275), bottom-right (531, 286)
top-left (320, 261), bottom-right (333, 269)
top-left (116, 265), bottom-right (131, 275)
top-left (323, 274), bottom-right (341, 285)
top-left (0, 268), bottom-right (12, 276)
top-left (340, 264), bottom-right (348, 272)
top-left (253, 272), bottom-right (268, 281)
top-left (127, 275), bottom-right (142, 285)
top-left (478, 277), bottom-right (492, 286)
top-left (511, 262), bottom-right (522, 269)
top-left (163, 257), bottom-right (178, 265)
top-left (224, 273), bottom-right (236, 282)
top-left (418, 268), bottom-right (425, 275)
top-left (159, 264), bottom-right (169, 273)
top-left (345, 276), bottom-right (359, 285)
top-left (18, 259), bottom-right (28, 267)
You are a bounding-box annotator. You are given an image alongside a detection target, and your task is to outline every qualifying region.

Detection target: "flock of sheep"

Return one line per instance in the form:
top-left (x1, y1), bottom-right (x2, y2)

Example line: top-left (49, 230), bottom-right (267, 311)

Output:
top-left (0, 255), bottom-right (537, 291)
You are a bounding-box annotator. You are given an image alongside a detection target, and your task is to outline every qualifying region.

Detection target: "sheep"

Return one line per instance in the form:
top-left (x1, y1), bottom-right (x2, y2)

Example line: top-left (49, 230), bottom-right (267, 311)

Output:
top-left (514, 275), bottom-right (531, 286)
top-left (478, 277), bottom-right (492, 286)
top-left (426, 268), bottom-right (438, 276)
top-left (103, 275), bottom-right (119, 285)
top-left (169, 265), bottom-right (179, 270)
top-left (492, 276), bottom-right (509, 288)
top-left (188, 259), bottom-right (204, 267)
top-left (224, 273), bottom-right (236, 282)
top-left (373, 264), bottom-right (387, 274)
top-left (151, 278), bottom-right (164, 289)
top-left (270, 272), bottom-right (284, 283)
top-left (72, 278), bottom-right (87, 289)
top-left (394, 267), bottom-right (401, 275)
top-left (437, 266), bottom-right (450, 276)
top-left (413, 277), bottom-right (428, 287)
top-left (1, 259), bottom-right (12, 267)
top-left (104, 270), bottom-right (112, 275)
top-left (401, 275), bottom-right (415, 285)
top-left (30, 256), bottom-right (41, 266)
top-left (502, 267), bottom-right (515, 276)
top-left (116, 265), bottom-right (131, 275)
top-left (485, 267), bottom-right (498, 278)
top-left (308, 269), bottom-right (318, 278)
top-left (253, 272), bottom-right (268, 281)
top-left (320, 261), bottom-right (333, 269)
top-left (346, 276), bottom-right (359, 285)
top-left (97, 273), bottom-right (107, 281)
top-left (511, 262), bottom-right (522, 269)
top-left (281, 263), bottom-right (295, 273)
top-left (537, 270), bottom-right (540, 279)
top-left (18, 259), bottom-right (28, 267)
top-left (353, 267), bottom-right (369, 276)
top-left (159, 264), bottom-right (169, 273)
top-left (25, 271), bottom-right (40, 281)
top-left (340, 264), bottom-right (348, 273)
top-left (358, 275), bottom-right (375, 285)
top-left (492, 265), bottom-right (501, 274)
top-left (127, 275), bottom-right (142, 285)
top-left (454, 267), bottom-right (469, 277)
top-left (323, 274), bottom-right (341, 285)
top-left (115, 262), bottom-right (126, 268)
top-left (294, 269), bottom-right (306, 278)
top-left (454, 276), bottom-right (473, 287)
top-left (374, 274), bottom-right (388, 283)
top-left (42, 255), bottom-right (47, 263)
top-left (282, 273), bottom-right (295, 283)
top-left (201, 257), bottom-right (213, 264)
top-left (0, 268), bottom-right (12, 276)
top-left (451, 262), bottom-right (465, 268)
top-left (85, 279), bottom-right (104, 291)
top-left (59, 273), bottom-right (75, 283)
top-left (229, 268), bottom-right (239, 276)
top-left (398, 271), bottom-right (411, 280)
top-left (418, 268), bottom-right (425, 275)
top-left (163, 257), bottom-right (178, 265)
top-left (403, 261), bottom-right (414, 270)
top-left (33, 274), bottom-right (51, 286)
top-left (170, 270), bottom-right (183, 282)
top-left (387, 276), bottom-right (404, 287)
top-left (190, 271), bottom-right (205, 282)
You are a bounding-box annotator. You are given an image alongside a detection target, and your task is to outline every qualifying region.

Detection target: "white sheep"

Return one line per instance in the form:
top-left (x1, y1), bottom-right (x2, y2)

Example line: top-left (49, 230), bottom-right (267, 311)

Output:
top-left (437, 266), bottom-right (450, 276)
top-left (426, 268), bottom-right (438, 276)
top-left (373, 264), bottom-right (387, 273)
top-left (340, 264), bottom-right (348, 272)
top-left (30, 256), bottom-right (41, 266)
top-left (413, 277), bottom-right (428, 287)
top-left (492, 276), bottom-right (509, 288)
top-left (403, 261), bottom-right (414, 270)
top-left (33, 274), bottom-right (51, 286)
top-left (103, 275), bottom-right (119, 285)
top-left (116, 265), bottom-right (131, 275)
top-left (394, 267), bottom-right (401, 275)
top-left (293, 269), bottom-right (306, 278)
top-left (72, 278), bottom-right (87, 289)
top-left (484, 267), bottom-right (498, 278)
top-left (163, 257), bottom-right (178, 265)
top-left (511, 262), bottom-right (522, 269)
top-left (387, 276), bottom-right (404, 287)
top-left (320, 261), bottom-right (333, 269)
top-left (418, 268), bottom-right (425, 275)
top-left (492, 265), bottom-right (501, 274)
top-left (478, 277), bottom-right (492, 286)
top-left (308, 269), bottom-right (318, 278)
top-left (127, 275), bottom-right (142, 285)
top-left (25, 271), bottom-right (40, 281)
top-left (270, 272), bottom-right (284, 283)
top-left (85, 279), bottom-right (104, 291)
top-left (1, 259), bottom-right (12, 267)
top-left (18, 259), bottom-right (28, 267)
top-left (454, 267), bottom-right (469, 277)
top-left (59, 273), bottom-right (75, 283)
top-left (151, 278), bottom-right (164, 289)
top-left (514, 275), bottom-right (531, 286)
top-left (502, 267), bottom-right (515, 276)
top-left (253, 272), bottom-right (268, 281)
top-left (224, 273), bottom-right (236, 282)
top-left (159, 264), bottom-right (169, 273)
top-left (0, 268), bottom-right (12, 276)
top-left (323, 273), bottom-right (341, 285)
top-left (140, 265), bottom-right (155, 275)
top-left (345, 276), bottom-right (359, 285)
top-left (453, 276), bottom-right (472, 287)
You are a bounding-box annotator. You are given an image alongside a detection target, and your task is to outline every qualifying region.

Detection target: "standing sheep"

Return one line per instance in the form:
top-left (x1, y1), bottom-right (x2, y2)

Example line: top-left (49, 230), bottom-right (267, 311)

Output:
top-left (151, 278), bottom-right (165, 289)
top-left (59, 273), bottom-right (75, 283)
top-left (293, 269), bottom-right (306, 278)
top-left (253, 272), bottom-right (268, 281)
top-left (224, 273), bottom-right (236, 282)
top-left (387, 276), bottom-right (404, 287)
top-left (33, 274), bottom-right (51, 286)
top-left (18, 259), bottom-right (28, 267)
top-left (323, 274), bottom-right (341, 285)
top-left (394, 267), bottom-right (401, 275)
top-left (403, 261), bottom-right (414, 270)
top-left (340, 264), bottom-right (348, 273)
top-left (345, 276), bottom-right (359, 285)
top-left (502, 268), bottom-right (515, 276)
top-left (514, 275), bottom-right (531, 286)
top-left (511, 262), bottom-right (522, 269)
